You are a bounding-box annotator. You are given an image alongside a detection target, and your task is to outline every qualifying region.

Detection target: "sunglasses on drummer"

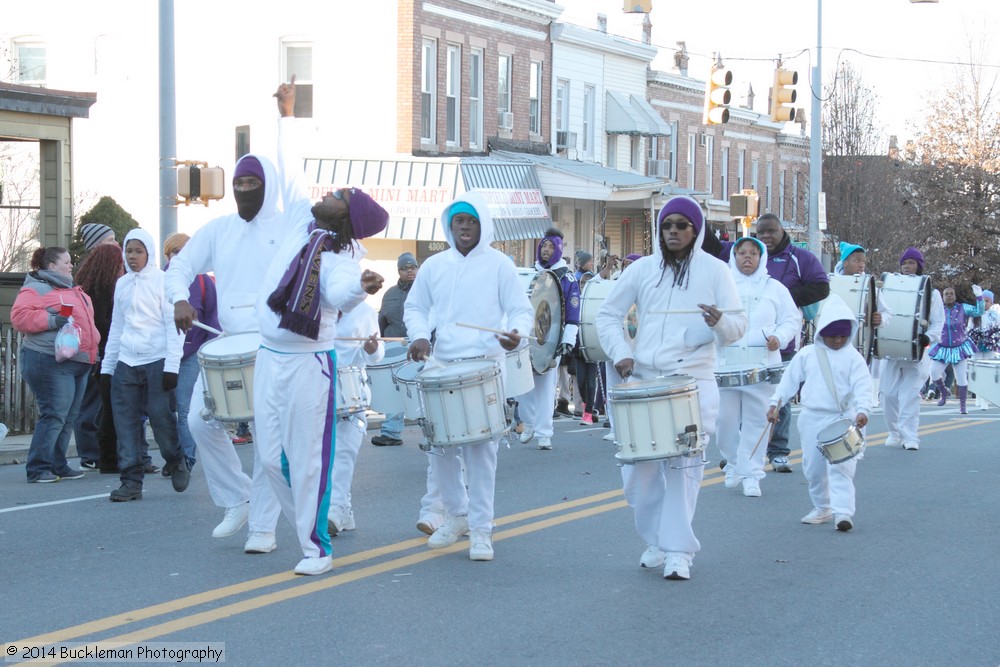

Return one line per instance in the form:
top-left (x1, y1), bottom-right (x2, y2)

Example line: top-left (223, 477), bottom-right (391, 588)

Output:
top-left (660, 221), bottom-right (691, 231)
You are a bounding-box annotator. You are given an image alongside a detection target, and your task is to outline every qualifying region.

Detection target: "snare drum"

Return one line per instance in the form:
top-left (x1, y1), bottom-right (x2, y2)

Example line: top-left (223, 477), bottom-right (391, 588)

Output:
top-left (715, 365), bottom-right (769, 388)
top-left (829, 273), bottom-right (876, 361)
top-left (767, 362), bottom-right (789, 384)
top-left (875, 273), bottom-right (932, 361)
top-left (609, 376), bottom-right (704, 464)
top-left (366, 341), bottom-right (409, 414)
top-left (968, 359), bottom-right (1000, 407)
top-left (504, 346), bottom-right (534, 398)
top-left (197, 332), bottom-right (261, 424)
top-left (578, 279), bottom-right (639, 363)
top-left (393, 360), bottom-right (425, 420)
top-left (816, 418), bottom-right (864, 464)
top-left (336, 366), bottom-right (368, 417)
top-left (417, 359), bottom-right (507, 446)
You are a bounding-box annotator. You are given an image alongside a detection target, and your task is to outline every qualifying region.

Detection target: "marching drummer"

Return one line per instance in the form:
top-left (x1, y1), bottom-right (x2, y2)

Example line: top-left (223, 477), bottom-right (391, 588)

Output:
top-left (717, 237), bottom-right (801, 499)
top-left (596, 195), bottom-right (746, 581)
top-left (404, 192), bottom-right (534, 561)
top-left (767, 294), bottom-right (872, 532)
top-left (517, 231), bottom-right (581, 449)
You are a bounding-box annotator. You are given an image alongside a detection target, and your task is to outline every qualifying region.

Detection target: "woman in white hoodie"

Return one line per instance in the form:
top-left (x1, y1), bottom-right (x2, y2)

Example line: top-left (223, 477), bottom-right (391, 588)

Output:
top-left (717, 237), bottom-right (800, 498)
top-left (596, 195), bottom-right (747, 581)
top-left (767, 294), bottom-right (872, 532)
top-left (101, 228), bottom-right (188, 501)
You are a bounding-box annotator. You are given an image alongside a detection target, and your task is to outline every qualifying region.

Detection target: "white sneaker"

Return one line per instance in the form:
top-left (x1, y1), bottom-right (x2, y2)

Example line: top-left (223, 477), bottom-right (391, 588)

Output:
top-left (663, 553), bottom-right (691, 580)
top-left (427, 515), bottom-right (469, 549)
top-left (801, 507), bottom-right (834, 524)
top-left (294, 555), bottom-right (334, 576)
top-left (902, 441), bottom-right (919, 451)
top-left (212, 503), bottom-right (250, 538)
top-left (519, 426), bottom-right (535, 444)
top-left (469, 530), bottom-right (494, 561)
top-left (639, 545), bottom-right (666, 569)
top-left (328, 506), bottom-right (356, 533)
top-left (603, 432), bottom-right (615, 441)
top-left (537, 437), bottom-right (552, 450)
top-left (835, 514), bottom-right (854, 532)
top-left (742, 477), bottom-right (762, 497)
top-left (416, 513), bottom-right (445, 536)
top-left (244, 531), bottom-right (277, 554)
top-left (885, 434), bottom-right (901, 448)
top-left (723, 465), bottom-right (740, 489)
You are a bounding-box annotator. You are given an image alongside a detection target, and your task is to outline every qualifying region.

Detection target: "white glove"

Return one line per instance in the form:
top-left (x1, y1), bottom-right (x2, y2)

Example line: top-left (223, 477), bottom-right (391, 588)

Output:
top-left (973, 284), bottom-right (983, 297)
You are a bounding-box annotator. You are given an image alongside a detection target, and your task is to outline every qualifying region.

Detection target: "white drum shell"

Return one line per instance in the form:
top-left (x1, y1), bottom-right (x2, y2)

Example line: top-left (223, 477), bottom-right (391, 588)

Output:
top-left (609, 377), bottom-right (704, 463)
top-left (968, 360), bottom-right (1000, 407)
top-left (816, 419), bottom-right (864, 464)
top-left (197, 332), bottom-right (261, 423)
top-left (504, 346), bottom-right (534, 398)
top-left (875, 273), bottom-right (931, 361)
top-left (336, 366), bottom-right (368, 417)
top-left (366, 341), bottom-right (409, 415)
top-left (417, 360), bottom-right (507, 446)
top-left (393, 360), bottom-right (425, 420)
top-left (828, 273), bottom-right (876, 360)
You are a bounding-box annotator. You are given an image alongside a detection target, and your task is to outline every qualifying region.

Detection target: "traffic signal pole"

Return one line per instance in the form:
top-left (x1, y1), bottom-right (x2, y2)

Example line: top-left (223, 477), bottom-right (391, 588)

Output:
top-left (808, 0), bottom-right (823, 259)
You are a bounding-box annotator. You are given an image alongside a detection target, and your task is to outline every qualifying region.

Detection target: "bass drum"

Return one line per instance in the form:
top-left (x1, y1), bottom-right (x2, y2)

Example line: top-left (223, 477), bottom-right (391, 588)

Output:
top-left (828, 273), bottom-right (876, 362)
top-left (516, 268), bottom-right (564, 374)
top-left (875, 273), bottom-right (931, 361)
top-left (578, 279), bottom-right (638, 363)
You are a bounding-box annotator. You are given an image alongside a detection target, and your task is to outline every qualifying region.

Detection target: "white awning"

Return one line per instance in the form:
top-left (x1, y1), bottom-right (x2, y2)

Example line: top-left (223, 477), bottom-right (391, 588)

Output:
top-left (491, 150), bottom-right (663, 203)
top-left (606, 91), bottom-right (671, 136)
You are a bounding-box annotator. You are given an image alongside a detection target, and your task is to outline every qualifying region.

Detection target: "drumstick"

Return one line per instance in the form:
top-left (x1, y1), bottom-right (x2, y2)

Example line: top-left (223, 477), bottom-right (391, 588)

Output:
top-left (191, 320), bottom-right (224, 336)
top-left (336, 337), bottom-right (408, 342)
top-left (650, 308), bottom-right (746, 315)
top-left (752, 399), bottom-right (782, 459)
top-left (230, 304), bottom-right (255, 309)
top-left (455, 322), bottom-right (538, 342)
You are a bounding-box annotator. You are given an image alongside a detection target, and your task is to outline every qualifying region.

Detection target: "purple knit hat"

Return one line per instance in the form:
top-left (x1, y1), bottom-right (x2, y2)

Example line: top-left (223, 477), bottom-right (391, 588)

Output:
top-left (819, 319), bottom-right (853, 337)
top-left (899, 247), bottom-right (925, 272)
top-left (233, 156), bottom-right (265, 183)
top-left (658, 195), bottom-right (704, 234)
top-left (537, 235), bottom-right (563, 267)
top-left (625, 253), bottom-right (642, 262)
top-left (347, 189), bottom-right (389, 239)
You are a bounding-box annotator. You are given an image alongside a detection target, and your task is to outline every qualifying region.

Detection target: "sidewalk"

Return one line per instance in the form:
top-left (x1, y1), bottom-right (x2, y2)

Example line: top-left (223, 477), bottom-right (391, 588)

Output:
top-left (0, 412), bottom-right (389, 466)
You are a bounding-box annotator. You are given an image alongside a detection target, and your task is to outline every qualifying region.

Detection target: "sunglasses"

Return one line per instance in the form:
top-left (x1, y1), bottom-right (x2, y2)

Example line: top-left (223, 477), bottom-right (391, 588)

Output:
top-left (661, 221), bottom-right (691, 231)
top-left (331, 187), bottom-right (354, 201)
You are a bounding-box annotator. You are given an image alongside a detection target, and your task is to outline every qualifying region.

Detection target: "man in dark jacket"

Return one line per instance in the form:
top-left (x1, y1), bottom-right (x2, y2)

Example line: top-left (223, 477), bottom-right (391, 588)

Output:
top-left (371, 252), bottom-right (418, 446)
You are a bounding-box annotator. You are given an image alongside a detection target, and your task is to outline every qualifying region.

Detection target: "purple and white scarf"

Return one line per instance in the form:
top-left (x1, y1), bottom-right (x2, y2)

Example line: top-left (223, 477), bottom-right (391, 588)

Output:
top-left (266, 223), bottom-right (336, 340)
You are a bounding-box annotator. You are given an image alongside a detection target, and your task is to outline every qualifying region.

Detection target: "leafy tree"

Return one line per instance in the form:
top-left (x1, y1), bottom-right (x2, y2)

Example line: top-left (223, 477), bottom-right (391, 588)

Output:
top-left (70, 196), bottom-right (139, 264)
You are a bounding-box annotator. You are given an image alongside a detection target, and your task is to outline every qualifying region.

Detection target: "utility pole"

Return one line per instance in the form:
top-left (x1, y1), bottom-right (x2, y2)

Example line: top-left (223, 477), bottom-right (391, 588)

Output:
top-left (159, 0), bottom-right (177, 263)
top-left (808, 0), bottom-right (823, 258)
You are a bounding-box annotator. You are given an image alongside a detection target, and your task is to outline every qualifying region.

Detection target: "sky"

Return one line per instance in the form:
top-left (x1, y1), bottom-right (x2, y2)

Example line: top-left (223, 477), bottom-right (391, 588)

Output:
top-left (559, 0), bottom-right (1000, 144)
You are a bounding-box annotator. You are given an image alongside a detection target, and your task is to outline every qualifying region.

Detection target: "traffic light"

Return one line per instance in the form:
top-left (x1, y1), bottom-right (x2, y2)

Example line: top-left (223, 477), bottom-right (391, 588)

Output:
top-left (703, 64), bottom-right (732, 125)
top-left (770, 68), bottom-right (798, 122)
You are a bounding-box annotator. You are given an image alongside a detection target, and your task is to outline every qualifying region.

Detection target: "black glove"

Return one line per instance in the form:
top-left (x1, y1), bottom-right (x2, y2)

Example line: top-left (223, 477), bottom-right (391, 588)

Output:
top-left (556, 342), bottom-right (574, 357)
top-left (919, 334), bottom-right (930, 348)
top-left (99, 374), bottom-right (113, 395)
top-left (162, 372), bottom-right (178, 392)
top-left (53, 315), bottom-right (70, 329)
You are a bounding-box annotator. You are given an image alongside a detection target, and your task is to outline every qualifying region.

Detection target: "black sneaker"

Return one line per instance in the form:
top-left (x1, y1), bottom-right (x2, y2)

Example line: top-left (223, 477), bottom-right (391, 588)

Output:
top-left (169, 462), bottom-right (190, 493)
top-left (55, 468), bottom-right (86, 480)
top-left (371, 435), bottom-right (403, 447)
top-left (110, 484), bottom-right (142, 502)
top-left (80, 460), bottom-right (98, 470)
top-left (29, 472), bottom-right (60, 484)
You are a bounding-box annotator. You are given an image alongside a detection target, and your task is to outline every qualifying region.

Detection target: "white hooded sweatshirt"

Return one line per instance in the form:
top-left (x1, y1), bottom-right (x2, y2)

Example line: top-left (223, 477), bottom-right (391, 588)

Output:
top-left (595, 210), bottom-right (747, 382)
top-left (102, 228), bottom-right (184, 375)
top-left (769, 293), bottom-right (872, 418)
top-left (722, 237), bottom-right (801, 368)
top-left (404, 191), bottom-right (534, 363)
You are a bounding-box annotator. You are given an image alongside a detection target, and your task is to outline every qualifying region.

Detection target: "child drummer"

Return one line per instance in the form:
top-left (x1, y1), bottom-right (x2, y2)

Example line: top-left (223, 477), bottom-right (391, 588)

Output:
top-left (767, 294), bottom-right (872, 532)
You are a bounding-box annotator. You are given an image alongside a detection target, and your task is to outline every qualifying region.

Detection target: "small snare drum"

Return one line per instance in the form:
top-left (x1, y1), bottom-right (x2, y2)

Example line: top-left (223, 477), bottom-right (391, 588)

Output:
top-left (417, 359), bottom-right (506, 446)
top-left (609, 376), bottom-right (705, 464)
top-left (198, 332), bottom-right (261, 425)
top-left (393, 360), bottom-right (425, 420)
top-left (366, 341), bottom-right (409, 415)
top-left (504, 345), bottom-right (534, 398)
top-left (816, 419), bottom-right (865, 464)
top-left (336, 366), bottom-right (368, 417)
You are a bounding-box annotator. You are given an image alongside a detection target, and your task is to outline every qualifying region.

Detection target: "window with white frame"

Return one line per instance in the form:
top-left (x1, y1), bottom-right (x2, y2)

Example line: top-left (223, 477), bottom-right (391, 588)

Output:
top-left (779, 169), bottom-right (787, 220)
top-left (705, 136), bottom-right (714, 196)
top-left (582, 85), bottom-right (595, 155)
top-left (687, 135), bottom-right (696, 190)
top-left (721, 147), bottom-right (730, 201)
top-left (737, 149), bottom-right (746, 191)
top-left (646, 135), bottom-right (658, 170)
top-left (469, 49), bottom-right (483, 149)
top-left (630, 136), bottom-right (640, 171)
top-left (529, 61), bottom-right (542, 135)
top-left (765, 160), bottom-right (773, 212)
top-left (13, 38), bottom-right (46, 85)
top-left (751, 158), bottom-right (759, 191)
top-left (497, 54), bottom-right (512, 128)
top-left (282, 39), bottom-right (313, 118)
top-left (421, 39), bottom-right (437, 142)
top-left (669, 122), bottom-right (679, 181)
top-left (446, 44), bottom-right (461, 145)
top-left (555, 79), bottom-right (569, 132)
top-left (608, 134), bottom-right (618, 169)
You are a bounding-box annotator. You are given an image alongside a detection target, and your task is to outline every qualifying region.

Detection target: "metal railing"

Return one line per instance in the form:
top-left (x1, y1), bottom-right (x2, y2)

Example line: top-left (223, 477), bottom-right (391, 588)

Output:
top-left (1, 322), bottom-right (37, 434)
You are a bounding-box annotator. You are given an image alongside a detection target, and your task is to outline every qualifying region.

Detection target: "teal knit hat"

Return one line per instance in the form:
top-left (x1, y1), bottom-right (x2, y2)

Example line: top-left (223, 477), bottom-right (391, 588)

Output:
top-left (839, 241), bottom-right (865, 262)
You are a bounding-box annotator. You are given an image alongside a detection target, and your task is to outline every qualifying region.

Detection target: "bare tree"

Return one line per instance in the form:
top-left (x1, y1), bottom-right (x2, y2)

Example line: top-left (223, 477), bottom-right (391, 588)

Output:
top-left (0, 143), bottom-right (41, 273)
top-left (903, 39), bottom-right (1000, 289)
top-left (822, 60), bottom-right (886, 157)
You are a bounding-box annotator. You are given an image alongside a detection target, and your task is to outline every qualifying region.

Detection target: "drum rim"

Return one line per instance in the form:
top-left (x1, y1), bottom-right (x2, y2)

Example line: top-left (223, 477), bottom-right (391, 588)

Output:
top-left (817, 418), bottom-right (856, 442)
top-left (392, 360), bottom-right (426, 383)
top-left (610, 378), bottom-right (698, 398)
top-left (198, 332), bottom-right (261, 355)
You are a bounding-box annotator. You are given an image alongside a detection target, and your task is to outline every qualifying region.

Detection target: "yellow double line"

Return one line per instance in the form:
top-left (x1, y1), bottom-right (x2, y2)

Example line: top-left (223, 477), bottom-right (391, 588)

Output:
top-left (5, 419), bottom-right (988, 661)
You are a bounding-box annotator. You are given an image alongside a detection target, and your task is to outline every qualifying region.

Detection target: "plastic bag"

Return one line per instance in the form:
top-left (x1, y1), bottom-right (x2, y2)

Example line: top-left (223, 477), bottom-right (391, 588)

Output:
top-left (55, 316), bottom-right (82, 362)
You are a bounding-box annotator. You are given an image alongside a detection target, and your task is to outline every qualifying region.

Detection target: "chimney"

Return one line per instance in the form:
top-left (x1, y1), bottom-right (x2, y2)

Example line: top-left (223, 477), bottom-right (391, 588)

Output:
top-left (597, 14), bottom-right (608, 33)
top-left (641, 14), bottom-right (652, 45)
top-left (673, 41), bottom-right (689, 77)
top-left (745, 83), bottom-right (755, 111)
top-left (888, 135), bottom-right (899, 159)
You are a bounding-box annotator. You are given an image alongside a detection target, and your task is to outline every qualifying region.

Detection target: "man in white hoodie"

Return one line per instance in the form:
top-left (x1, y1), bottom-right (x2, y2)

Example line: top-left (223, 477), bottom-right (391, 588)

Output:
top-left (596, 195), bottom-right (747, 581)
top-left (405, 192), bottom-right (534, 561)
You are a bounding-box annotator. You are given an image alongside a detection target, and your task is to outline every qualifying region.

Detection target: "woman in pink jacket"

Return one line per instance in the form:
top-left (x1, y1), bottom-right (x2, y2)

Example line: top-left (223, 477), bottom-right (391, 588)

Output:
top-left (11, 246), bottom-right (100, 483)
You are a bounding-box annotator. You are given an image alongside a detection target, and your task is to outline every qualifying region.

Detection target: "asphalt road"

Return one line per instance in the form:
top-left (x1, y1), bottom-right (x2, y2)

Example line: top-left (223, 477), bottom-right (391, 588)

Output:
top-left (1, 401), bottom-right (998, 667)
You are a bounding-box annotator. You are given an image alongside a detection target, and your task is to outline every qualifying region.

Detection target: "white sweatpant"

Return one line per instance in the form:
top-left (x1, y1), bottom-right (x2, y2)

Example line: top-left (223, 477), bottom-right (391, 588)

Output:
top-left (329, 414), bottom-right (365, 511)
top-left (430, 440), bottom-right (497, 533)
top-left (798, 407), bottom-right (859, 517)
top-left (419, 452), bottom-right (465, 522)
top-left (188, 375), bottom-right (280, 533)
top-left (254, 348), bottom-right (338, 559)
top-left (518, 364), bottom-right (558, 438)
top-left (620, 374), bottom-right (719, 559)
top-left (881, 357), bottom-right (929, 447)
top-left (717, 383), bottom-right (771, 481)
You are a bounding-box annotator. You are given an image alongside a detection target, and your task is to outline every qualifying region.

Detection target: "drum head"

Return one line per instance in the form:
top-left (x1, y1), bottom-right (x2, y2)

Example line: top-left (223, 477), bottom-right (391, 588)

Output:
top-left (393, 360), bottom-right (425, 383)
top-left (199, 332), bottom-right (261, 356)
top-left (418, 358), bottom-right (499, 381)
top-left (817, 418), bottom-right (853, 443)
top-left (519, 269), bottom-right (564, 374)
top-left (610, 375), bottom-right (696, 399)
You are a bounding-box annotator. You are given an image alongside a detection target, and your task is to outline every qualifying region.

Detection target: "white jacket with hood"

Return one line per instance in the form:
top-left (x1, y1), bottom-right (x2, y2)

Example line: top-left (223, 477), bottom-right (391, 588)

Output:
top-left (164, 142), bottom-right (286, 335)
top-left (102, 228), bottom-right (184, 375)
top-left (595, 208), bottom-right (747, 382)
top-left (404, 191), bottom-right (534, 363)
top-left (769, 293), bottom-right (872, 418)
top-left (721, 237), bottom-right (801, 368)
